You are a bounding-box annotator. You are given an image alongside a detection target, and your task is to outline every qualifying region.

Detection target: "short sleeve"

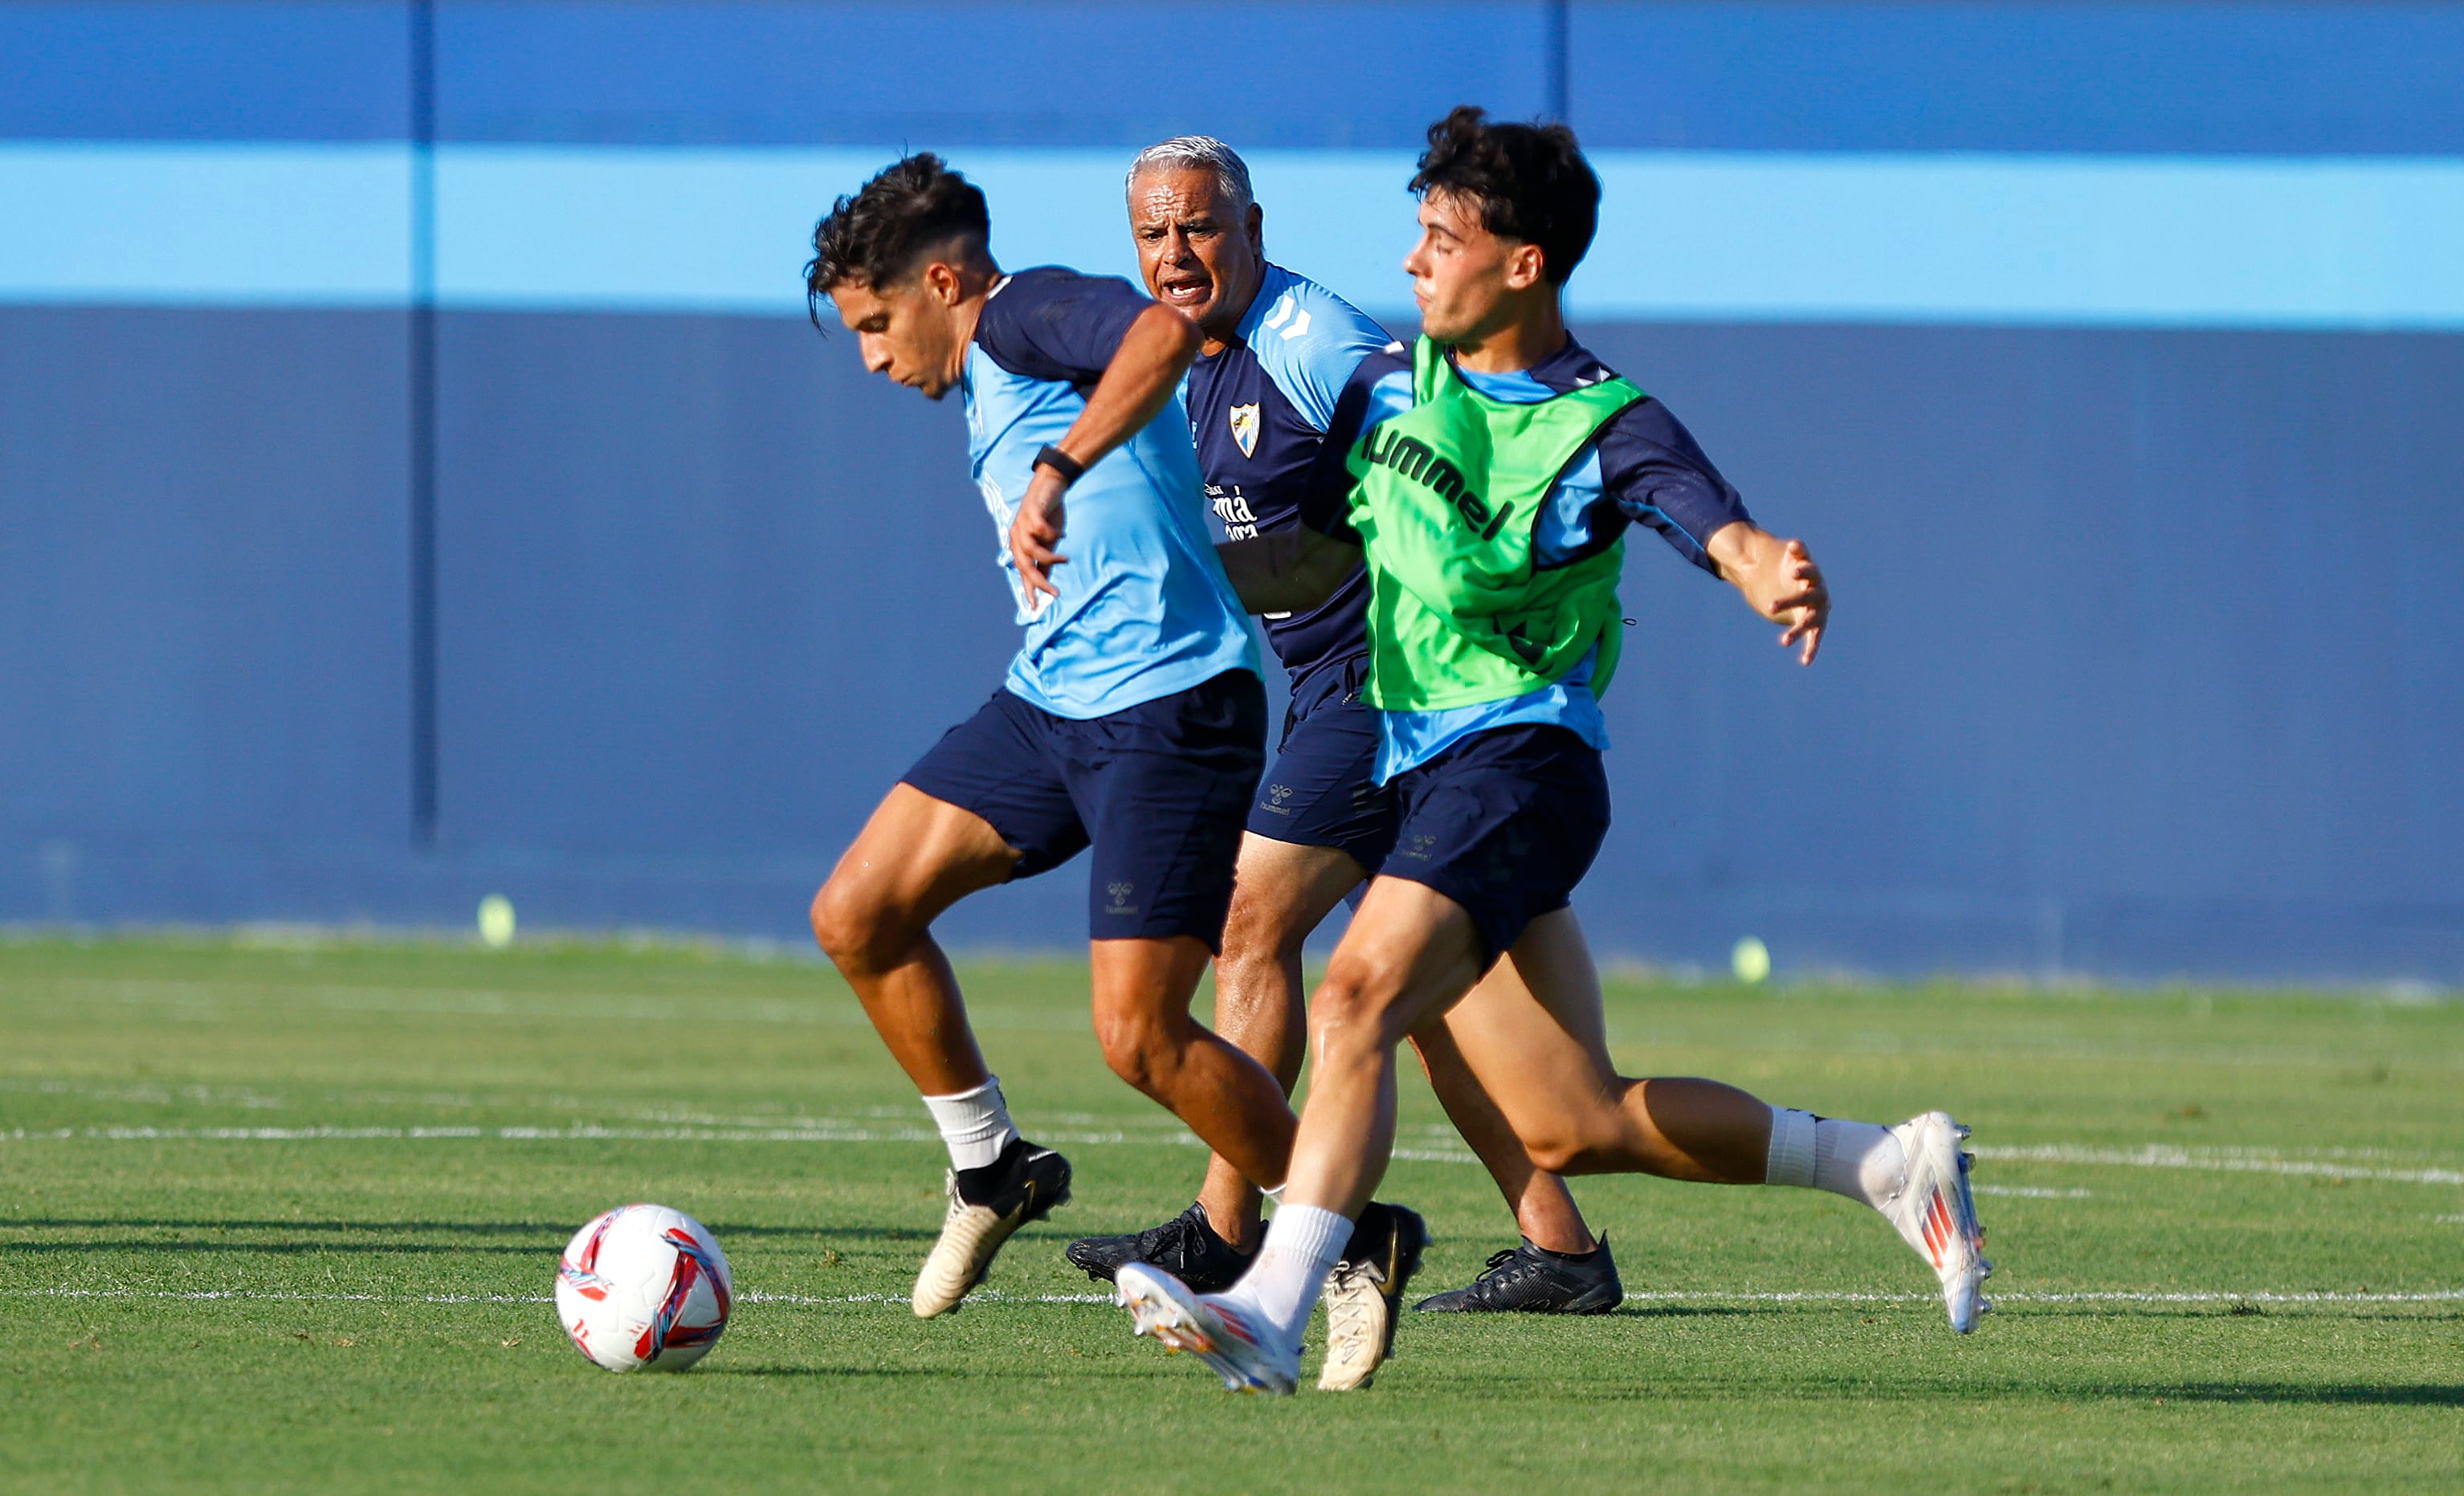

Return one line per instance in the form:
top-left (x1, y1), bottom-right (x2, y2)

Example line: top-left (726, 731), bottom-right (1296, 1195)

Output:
top-left (972, 267), bottom-right (1154, 385)
top-left (1244, 270), bottom-right (1399, 433)
top-left (1297, 349), bottom-right (1414, 544)
top-left (1595, 400), bottom-right (1752, 573)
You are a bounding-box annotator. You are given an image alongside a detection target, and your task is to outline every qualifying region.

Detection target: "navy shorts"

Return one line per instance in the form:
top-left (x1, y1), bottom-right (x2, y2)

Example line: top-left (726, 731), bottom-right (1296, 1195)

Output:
top-left (1246, 658), bottom-right (1398, 874)
top-left (1380, 724), bottom-right (1611, 966)
top-left (901, 670), bottom-right (1267, 949)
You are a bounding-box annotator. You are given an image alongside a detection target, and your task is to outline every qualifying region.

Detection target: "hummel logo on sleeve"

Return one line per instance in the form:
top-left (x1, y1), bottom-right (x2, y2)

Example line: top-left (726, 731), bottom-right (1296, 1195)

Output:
top-left (1260, 293), bottom-right (1312, 340)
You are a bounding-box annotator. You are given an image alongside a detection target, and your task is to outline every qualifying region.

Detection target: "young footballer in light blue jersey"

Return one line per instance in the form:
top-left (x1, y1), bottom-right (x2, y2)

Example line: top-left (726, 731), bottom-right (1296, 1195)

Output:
top-left (802, 153), bottom-right (1412, 1325)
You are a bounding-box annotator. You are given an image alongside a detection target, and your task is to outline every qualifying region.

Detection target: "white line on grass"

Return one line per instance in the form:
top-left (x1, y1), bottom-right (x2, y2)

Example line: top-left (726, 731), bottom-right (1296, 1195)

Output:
top-left (0, 1286), bottom-right (1117, 1306)
top-left (6, 1286), bottom-right (2458, 1308)
top-left (10, 1125), bottom-right (2458, 1189)
top-left (0, 1123), bottom-right (1474, 1163)
top-left (1971, 1143), bottom-right (2464, 1186)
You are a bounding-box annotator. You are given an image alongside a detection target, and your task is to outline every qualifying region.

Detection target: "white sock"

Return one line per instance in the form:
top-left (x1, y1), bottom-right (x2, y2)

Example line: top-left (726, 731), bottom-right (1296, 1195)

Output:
top-left (919, 1076), bottom-right (1017, 1172)
top-left (1764, 1106), bottom-right (1817, 1187)
top-left (1815, 1118), bottom-right (1905, 1209)
top-left (1769, 1108), bottom-right (1904, 1209)
top-left (1214, 1204), bottom-right (1350, 1351)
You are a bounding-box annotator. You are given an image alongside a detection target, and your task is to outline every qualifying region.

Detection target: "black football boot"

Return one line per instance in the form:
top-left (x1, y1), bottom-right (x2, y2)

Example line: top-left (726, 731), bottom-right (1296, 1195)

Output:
top-left (1064, 1201), bottom-right (1254, 1293)
top-left (1411, 1234), bottom-right (1623, 1315)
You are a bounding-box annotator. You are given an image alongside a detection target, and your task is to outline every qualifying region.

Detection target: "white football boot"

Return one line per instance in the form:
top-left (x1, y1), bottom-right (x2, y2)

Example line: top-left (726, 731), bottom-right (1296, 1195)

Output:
top-left (1117, 1262), bottom-right (1299, 1395)
top-left (1316, 1201), bottom-right (1426, 1391)
top-left (910, 1140), bottom-right (1071, 1318)
top-left (1879, 1111), bottom-right (1992, 1332)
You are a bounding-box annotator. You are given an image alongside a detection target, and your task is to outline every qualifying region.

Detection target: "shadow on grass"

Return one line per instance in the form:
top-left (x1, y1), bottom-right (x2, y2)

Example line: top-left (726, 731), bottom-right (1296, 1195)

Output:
top-left (704, 1364), bottom-right (1161, 1383)
top-left (691, 1360), bottom-right (2464, 1404)
top-left (2090, 1382), bottom-right (2464, 1408)
top-left (2013, 1305), bottom-right (2464, 1325)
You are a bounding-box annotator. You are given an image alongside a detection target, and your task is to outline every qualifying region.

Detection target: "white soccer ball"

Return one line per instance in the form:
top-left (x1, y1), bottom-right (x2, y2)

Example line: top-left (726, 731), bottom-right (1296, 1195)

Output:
top-left (553, 1204), bottom-right (734, 1372)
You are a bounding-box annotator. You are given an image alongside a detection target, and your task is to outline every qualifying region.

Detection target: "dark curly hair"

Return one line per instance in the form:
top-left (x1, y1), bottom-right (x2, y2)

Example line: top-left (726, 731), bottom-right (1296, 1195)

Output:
top-left (1409, 106), bottom-right (1599, 286)
top-left (805, 153), bottom-right (991, 324)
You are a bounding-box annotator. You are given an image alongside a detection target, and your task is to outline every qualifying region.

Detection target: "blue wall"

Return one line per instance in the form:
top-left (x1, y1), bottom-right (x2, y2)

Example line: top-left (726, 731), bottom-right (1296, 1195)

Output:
top-left (4, 2), bottom-right (2461, 981)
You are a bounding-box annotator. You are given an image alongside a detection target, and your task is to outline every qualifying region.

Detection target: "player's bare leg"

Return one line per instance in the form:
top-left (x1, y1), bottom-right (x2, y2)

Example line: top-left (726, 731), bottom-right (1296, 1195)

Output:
top-left (1409, 1003), bottom-right (1597, 1253)
top-left (1088, 932), bottom-right (1295, 1197)
top-left (1072, 834), bottom-right (1405, 1292)
top-left (811, 784), bottom-right (1079, 1315)
top-left (1282, 878), bottom-right (1498, 1213)
top-left (1125, 876), bottom-right (1478, 1388)
top-left (1079, 830), bottom-right (1601, 1310)
top-left (1193, 835), bottom-right (1365, 1249)
top-left (810, 783), bottom-right (1021, 1095)
top-left (1438, 911), bottom-right (1989, 1331)
top-left (1197, 835), bottom-right (1602, 1258)
top-left (1128, 887), bottom-right (1988, 1386)
top-left (1438, 910), bottom-right (1773, 1184)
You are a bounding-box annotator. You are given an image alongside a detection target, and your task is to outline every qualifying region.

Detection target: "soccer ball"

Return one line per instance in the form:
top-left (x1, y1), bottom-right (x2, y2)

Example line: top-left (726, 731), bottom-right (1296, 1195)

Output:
top-left (553, 1204), bottom-right (734, 1372)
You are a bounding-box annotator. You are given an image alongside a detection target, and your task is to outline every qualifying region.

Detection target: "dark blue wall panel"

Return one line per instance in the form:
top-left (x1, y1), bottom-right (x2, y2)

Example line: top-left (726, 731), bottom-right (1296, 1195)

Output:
top-left (432, 311), bottom-right (1015, 859)
top-left (1570, 3), bottom-right (2464, 155)
top-left (1569, 321), bottom-right (2464, 976)
top-left (0, 3), bottom-right (410, 140)
top-left (435, 1), bottom-right (1552, 148)
top-left (6, 304), bottom-right (2463, 976)
top-left (16, 2), bottom-right (2462, 153)
top-left (0, 307), bottom-right (413, 893)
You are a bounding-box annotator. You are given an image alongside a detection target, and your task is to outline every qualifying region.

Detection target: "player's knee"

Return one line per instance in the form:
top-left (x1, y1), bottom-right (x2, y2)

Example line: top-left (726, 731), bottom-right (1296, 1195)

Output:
top-left (1221, 886), bottom-right (1311, 968)
top-left (1519, 1110), bottom-right (1627, 1176)
top-left (809, 874), bottom-right (901, 972)
top-left (1308, 958), bottom-right (1414, 1062)
top-left (1523, 1134), bottom-right (1591, 1176)
top-left (1092, 1005), bottom-right (1181, 1094)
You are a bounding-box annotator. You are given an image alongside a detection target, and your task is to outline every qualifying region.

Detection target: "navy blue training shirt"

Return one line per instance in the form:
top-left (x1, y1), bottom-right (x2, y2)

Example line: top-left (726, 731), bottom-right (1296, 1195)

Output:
top-left (1181, 263), bottom-right (1396, 699)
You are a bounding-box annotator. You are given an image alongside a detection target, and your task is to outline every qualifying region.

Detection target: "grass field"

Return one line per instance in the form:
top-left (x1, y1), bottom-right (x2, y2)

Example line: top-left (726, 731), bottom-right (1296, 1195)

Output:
top-left (2, 936), bottom-right (2459, 1492)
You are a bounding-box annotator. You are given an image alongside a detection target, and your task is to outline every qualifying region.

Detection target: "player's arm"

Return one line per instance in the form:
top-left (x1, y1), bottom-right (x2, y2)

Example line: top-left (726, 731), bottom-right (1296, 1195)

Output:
top-left (1603, 404), bottom-right (1831, 666)
top-left (1010, 301), bottom-right (1204, 601)
top-left (1216, 524), bottom-right (1360, 614)
top-left (1705, 522), bottom-right (1829, 665)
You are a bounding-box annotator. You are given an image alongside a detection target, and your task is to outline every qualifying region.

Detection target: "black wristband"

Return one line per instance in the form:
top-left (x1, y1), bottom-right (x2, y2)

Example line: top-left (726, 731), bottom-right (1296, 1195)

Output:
top-left (1033, 444), bottom-right (1086, 486)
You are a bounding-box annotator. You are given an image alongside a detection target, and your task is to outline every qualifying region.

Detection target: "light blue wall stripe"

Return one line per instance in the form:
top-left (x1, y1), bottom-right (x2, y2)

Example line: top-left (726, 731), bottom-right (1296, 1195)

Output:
top-left (1584, 153), bottom-right (2464, 329)
top-left (7, 142), bottom-right (2464, 329)
top-left (0, 144), bottom-right (413, 306)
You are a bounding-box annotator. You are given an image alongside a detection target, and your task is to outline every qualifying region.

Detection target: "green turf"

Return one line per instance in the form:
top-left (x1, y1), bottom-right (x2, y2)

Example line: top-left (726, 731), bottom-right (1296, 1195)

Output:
top-left (2, 936), bottom-right (2459, 1493)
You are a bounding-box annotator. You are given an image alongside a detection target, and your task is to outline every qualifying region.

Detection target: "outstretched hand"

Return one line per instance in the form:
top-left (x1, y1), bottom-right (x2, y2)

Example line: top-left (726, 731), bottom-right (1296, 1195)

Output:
top-left (1008, 467), bottom-right (1070, 606)
top-left (1764, 537), bottom-right (1828, 664)
top-left (1707, 524), bottom-right (1830, 665)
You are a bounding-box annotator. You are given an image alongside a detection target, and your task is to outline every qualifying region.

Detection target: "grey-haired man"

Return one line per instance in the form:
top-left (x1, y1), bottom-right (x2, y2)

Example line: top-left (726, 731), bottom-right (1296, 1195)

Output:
top-left (1061, 139), bottom-right (1624, 1355)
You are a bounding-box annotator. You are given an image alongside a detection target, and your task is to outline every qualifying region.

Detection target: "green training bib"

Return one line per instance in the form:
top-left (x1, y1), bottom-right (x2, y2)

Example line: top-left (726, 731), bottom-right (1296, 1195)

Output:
top-left (1341, 336), bottom-right (1646, 711)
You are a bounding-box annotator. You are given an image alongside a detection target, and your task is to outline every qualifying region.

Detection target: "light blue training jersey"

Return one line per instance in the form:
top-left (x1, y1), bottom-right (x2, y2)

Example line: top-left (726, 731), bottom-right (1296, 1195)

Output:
top-left (961, 267), bottom-right (1258, 719)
